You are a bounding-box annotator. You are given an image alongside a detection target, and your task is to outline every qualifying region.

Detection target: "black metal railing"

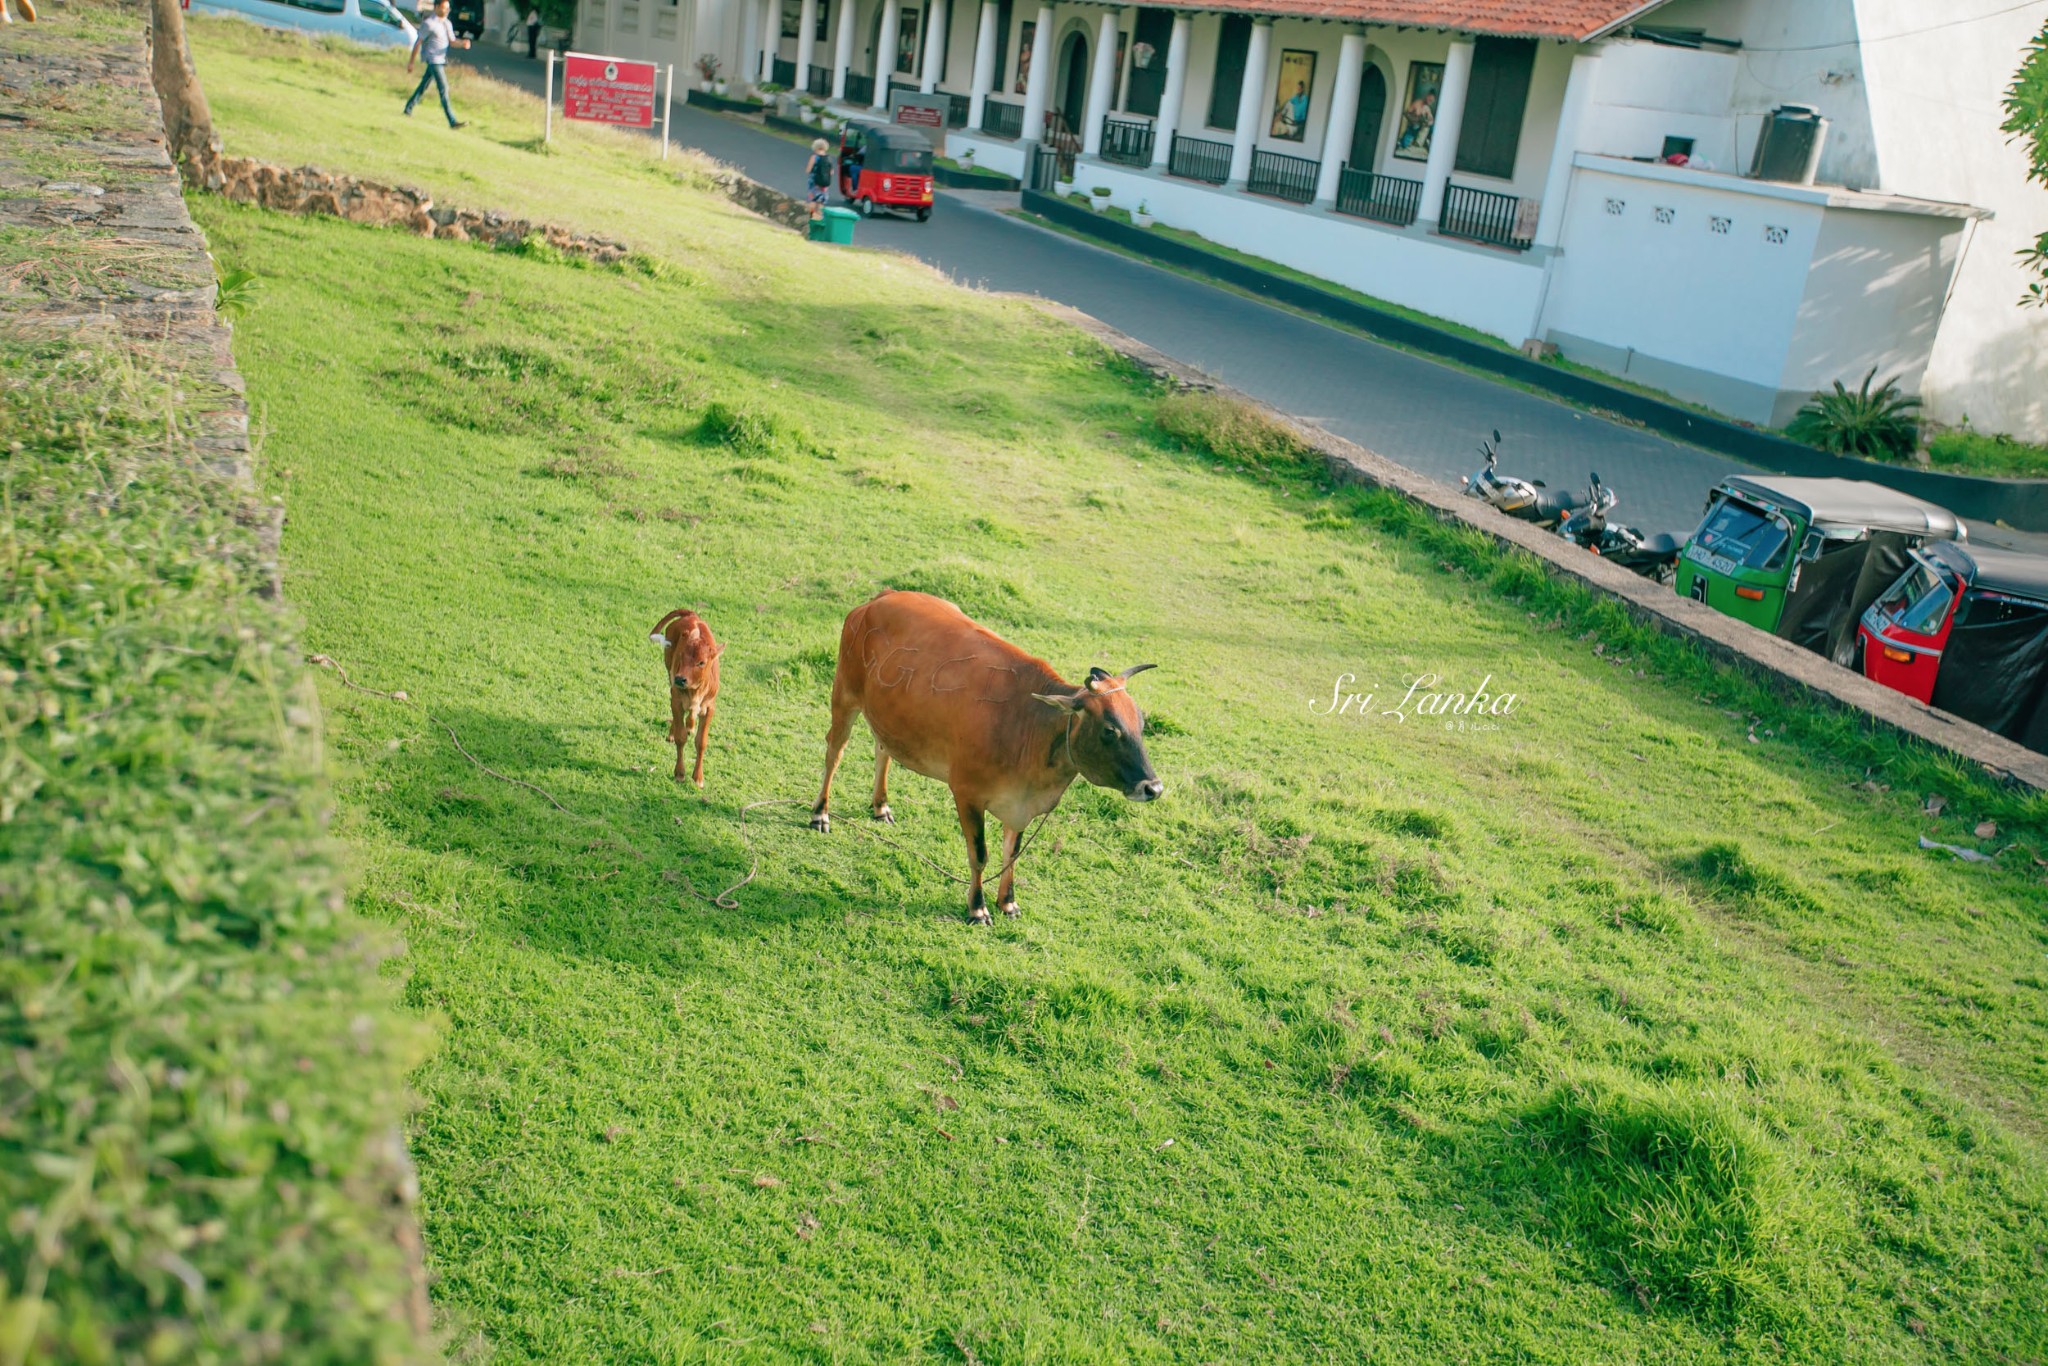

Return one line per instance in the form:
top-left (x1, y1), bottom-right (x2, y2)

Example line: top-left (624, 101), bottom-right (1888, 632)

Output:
top-left (1100, 115), bottom-right (1154, 166)
top-left (806, 65), bottom-right (832, 97)
top-left (1333, 165), bottom-right (1422, 226)
top-left (1030, 142), bottom-right (1075, 191)
top-left (770, 57), bottom-right (794, 87)
top-left (1439, 182), bottom-right (1534, 250)
top-left (1247, 148), bottom-right (1317, 204)
top-left (981, 96), bottom-right (1024, 138)
top-left (844, 72), bottom-right (874, 105)
top-left (1167, 132), bottom-right (1231, 185)
top-left (943, 90), bottom-right (969, 128)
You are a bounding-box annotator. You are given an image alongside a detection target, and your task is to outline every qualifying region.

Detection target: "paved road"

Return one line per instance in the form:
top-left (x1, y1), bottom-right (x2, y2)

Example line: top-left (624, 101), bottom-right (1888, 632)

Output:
top-left (457, 45), bottom-right (2036, 551)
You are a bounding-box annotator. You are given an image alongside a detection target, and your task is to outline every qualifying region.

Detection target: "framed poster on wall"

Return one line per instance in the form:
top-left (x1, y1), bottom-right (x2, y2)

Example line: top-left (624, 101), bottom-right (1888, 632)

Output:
top-left (895, 6), bottom-right (921, 73)
top-left (1393, 60), bottom-right (1442, 161)
top-left (1269, 48), bottom-right (1314, 140)
top-left (1014, 20), bottom-right (1034, 94)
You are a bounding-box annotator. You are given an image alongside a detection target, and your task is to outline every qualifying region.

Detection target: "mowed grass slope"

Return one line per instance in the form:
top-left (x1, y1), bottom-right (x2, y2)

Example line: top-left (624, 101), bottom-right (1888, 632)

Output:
top-left (193, 28), bottom-right (2048, 1365)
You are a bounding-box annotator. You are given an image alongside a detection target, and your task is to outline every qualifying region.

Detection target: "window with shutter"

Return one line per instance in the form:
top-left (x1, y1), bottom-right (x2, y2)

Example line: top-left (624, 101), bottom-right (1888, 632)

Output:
top-left (1207, 15), bottom-right (1251, 130)
top-left (993, 0), bottom-right (1013, 93)
top-left (1125, 8), bottom-right (1173, 117)
top-left (1453, 37), bottom-right (1535, 180)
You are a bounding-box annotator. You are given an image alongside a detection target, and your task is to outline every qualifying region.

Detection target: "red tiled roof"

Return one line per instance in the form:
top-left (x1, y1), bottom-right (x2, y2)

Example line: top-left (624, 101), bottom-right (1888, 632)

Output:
top-left (1156, 0), bottom-right (1669, 42)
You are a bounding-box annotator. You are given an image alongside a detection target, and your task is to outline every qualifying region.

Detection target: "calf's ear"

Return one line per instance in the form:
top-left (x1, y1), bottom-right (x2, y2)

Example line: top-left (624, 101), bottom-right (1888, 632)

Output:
top-left (649, 633), bottom-right (668, 647)
top-left (1032, 691), bottom-right (1086, 712)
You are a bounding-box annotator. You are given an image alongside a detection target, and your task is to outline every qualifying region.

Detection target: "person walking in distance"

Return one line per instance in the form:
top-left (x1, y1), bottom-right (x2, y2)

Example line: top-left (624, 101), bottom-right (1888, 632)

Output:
top-left (806, 138), bottom-right (832, 222)
top-left (525, 7), bottom-right (542, 59)
top-left (404, 0), bottom-right (471, 128)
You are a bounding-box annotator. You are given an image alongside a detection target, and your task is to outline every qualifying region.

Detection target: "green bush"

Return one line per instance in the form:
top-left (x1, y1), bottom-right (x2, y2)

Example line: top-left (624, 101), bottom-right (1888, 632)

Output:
top-left (1785, 368), bottom-right (1921, 459)
top-left (0, 338), bottom-right (430, 1363)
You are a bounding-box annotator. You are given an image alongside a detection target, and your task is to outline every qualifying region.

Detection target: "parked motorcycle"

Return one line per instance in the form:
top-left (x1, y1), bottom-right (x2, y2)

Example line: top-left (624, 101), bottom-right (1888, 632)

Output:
top-left (1459, 430), bottom-right (1585, 529)
top-left (1557, 472), bottom-right (1682, 583)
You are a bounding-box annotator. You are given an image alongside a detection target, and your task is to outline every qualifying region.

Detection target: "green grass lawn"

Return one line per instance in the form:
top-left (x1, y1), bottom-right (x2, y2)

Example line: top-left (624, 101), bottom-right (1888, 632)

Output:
top-left (189, 20), bottom-right (2048, 1364)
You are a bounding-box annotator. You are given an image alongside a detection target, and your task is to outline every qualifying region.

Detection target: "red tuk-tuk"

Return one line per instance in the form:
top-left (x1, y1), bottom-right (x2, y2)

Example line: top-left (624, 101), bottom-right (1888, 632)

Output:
top-left (1858, 539), bottom-right (2048, 751)
top-left (838, 121), bottom-right (934, 221)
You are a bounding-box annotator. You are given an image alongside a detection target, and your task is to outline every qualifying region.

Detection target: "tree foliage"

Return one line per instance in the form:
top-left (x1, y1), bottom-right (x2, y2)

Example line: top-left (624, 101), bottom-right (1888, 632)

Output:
top-left (2004, 21), bottom-right (2048, 305)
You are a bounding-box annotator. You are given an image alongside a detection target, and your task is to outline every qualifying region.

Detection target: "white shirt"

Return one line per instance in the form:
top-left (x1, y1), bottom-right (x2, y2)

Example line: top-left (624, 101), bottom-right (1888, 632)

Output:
top-left (418, 14), bottom-right (454, 63)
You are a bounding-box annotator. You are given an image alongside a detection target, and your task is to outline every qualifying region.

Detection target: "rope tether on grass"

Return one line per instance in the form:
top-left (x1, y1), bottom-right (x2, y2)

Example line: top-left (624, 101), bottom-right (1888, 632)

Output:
top-left (306, 654), bottom-right (1060, 914)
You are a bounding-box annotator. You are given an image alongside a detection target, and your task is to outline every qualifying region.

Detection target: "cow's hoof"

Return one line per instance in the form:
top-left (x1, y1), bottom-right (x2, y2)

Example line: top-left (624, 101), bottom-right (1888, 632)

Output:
top-left (968, 906), bottom-right (993, 926)
top-left (809, 811), bottom-right (831, 833)
top-left (693, 776), bottom-right (705, 789)
top-left (1000, 900), bottom-right (1020, 918)
top-left (672, 772), bottom-right (688, 784)
top-left (872, 805), bottom-right (894, 824)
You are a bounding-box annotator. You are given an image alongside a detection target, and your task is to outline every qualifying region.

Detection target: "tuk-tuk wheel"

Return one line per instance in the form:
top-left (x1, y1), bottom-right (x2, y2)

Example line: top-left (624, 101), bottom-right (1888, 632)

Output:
top-left (916, 207), bottom-right (931, 222)
top-left (853, 197), bottom-right (873, 218)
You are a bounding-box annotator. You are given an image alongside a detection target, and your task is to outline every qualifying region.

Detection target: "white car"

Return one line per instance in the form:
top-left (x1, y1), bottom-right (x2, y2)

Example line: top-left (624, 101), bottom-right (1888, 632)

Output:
top-left (190, 0), bottom-right (416, 50)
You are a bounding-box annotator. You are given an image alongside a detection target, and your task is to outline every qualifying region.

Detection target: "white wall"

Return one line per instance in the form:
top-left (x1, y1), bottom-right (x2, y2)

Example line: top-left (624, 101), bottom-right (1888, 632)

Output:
top-left (1080, 162), bottom-right (1549, 341)
top-left (1856, 0), bottom-right (2048, 440)
top-left (1581, 38), bottom-right (1741, 170)
top-left (1782, 204), bottom-right (1964, 407)
top-left (1543, 159), bottom-right (1820, 412)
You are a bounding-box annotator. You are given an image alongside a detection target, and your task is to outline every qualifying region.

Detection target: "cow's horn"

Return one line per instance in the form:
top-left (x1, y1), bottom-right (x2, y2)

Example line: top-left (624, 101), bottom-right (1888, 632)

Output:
top-left (1032, 691), bottom-right (1086, 712)
top-left (1118, 663), bottom-right (1157, 680)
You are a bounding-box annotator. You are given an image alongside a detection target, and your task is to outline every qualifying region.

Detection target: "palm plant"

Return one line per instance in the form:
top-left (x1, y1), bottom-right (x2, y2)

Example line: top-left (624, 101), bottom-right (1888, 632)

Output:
top-left (1786, 367), bottom-right (1921, 460)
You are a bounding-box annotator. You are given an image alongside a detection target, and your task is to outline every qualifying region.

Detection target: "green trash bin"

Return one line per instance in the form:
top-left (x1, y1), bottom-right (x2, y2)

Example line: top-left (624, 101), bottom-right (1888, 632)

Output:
top-left (816, 206), bottom-right (857, 246)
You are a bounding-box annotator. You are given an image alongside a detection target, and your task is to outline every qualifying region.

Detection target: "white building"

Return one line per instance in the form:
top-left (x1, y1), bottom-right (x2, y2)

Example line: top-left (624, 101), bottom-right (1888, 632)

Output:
top-left (581, 0), bottom-right (2048, 442)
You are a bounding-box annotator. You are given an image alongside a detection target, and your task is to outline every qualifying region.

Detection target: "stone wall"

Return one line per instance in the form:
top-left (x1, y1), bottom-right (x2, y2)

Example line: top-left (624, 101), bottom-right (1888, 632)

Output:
top-left (190, 151), bottom-right (811, 252)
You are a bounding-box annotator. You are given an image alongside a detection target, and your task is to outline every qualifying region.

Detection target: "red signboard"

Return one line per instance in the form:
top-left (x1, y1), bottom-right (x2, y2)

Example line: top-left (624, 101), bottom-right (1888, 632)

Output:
top-left (894, 103), bottom-right (944, 129)
top-left (563, 53), bottom-right (657, 128)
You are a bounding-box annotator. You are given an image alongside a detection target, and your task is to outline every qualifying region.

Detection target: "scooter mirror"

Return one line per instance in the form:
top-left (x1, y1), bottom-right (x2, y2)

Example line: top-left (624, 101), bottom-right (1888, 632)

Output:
top-left (1589, 471), bottom-right (1601, 485)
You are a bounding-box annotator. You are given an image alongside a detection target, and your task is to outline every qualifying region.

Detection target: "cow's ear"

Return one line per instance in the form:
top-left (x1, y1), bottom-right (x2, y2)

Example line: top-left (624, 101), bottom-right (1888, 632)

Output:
top-left (649, 633), bottom-right (668, 647)
top-left (1032, 691), bottom-right (1086, 712)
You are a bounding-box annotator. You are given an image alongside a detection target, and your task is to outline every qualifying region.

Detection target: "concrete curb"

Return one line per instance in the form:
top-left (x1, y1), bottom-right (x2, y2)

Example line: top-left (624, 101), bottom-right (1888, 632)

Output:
top-left (1033, 300), bottom-right (2048, 793)
top-left (1020, 189), bottom-right (2048, 535)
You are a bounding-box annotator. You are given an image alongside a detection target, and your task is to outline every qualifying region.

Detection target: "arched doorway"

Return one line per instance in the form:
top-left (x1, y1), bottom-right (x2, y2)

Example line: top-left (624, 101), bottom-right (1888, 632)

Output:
top-left (1349, 63), bottom-right (1388, 168)
top-left (1055, 30), bottom-right (1088, 134)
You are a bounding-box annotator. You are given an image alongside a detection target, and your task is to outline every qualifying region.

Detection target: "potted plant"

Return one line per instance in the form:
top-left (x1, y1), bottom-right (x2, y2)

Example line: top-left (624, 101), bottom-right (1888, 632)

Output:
top-left (960, 146), bottom-right (976, 170)
top-left (1090, 185), bottom-right (1112, 212)
top-left (1133, 199), bottom-right (1154, 228)
top-left (694, 53), bottom-right (721, 93)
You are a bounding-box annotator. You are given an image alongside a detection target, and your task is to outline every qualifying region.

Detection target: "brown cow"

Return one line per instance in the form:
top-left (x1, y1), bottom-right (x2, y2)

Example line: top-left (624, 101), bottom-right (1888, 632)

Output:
top-left (650, 608), bottom-right (722, 786)
top-left (810, 590), bottom-right (1163, 924)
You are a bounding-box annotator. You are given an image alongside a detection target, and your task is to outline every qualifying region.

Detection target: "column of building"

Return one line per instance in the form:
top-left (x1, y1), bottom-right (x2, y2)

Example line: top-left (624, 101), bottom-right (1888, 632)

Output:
top-left (1416, 36), bottom-right (1473, 232)
top-left (1224, 18), bottom-right (1271, 188)
top-left (1148, 11), bottom-right (1190, 169)
top-left (1312, 27), bottom-right (1367, 208)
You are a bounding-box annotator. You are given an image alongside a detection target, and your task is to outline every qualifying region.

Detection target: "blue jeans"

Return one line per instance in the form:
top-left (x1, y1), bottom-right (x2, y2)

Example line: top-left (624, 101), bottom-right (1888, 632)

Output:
top-left (405, 61), bottom-right (456, 125)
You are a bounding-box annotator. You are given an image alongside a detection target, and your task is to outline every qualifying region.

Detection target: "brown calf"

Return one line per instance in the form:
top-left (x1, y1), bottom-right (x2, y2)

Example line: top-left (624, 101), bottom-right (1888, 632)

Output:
top-left (650, 609), bottom-right (722, 786)
top-left (810, 590), bottom-right (1163, 923)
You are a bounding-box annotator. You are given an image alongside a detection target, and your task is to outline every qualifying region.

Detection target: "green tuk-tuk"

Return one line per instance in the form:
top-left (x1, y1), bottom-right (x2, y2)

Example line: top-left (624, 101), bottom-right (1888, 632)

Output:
top-left (1675, 476), bottom-right (1966, 666)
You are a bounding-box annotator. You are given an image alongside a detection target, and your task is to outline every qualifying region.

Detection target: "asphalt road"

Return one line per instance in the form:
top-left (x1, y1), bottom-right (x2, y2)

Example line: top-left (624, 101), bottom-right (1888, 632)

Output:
top-left (454, 44), bottom-right (2036, 551)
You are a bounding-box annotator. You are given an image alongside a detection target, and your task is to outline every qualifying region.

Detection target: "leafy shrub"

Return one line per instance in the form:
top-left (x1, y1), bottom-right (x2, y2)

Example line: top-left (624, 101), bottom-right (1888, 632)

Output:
top-left (1155, 390), bottom-right (1325, 481)
top-left (1785, 368), bottom-right (1921, 459)
top-left (1, 339), bottom-right (430, 1362)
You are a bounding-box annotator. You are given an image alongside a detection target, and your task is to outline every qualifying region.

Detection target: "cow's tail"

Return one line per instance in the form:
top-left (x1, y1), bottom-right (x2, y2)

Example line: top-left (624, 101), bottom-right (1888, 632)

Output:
top-left (649, 607), bottom-right (692, 647)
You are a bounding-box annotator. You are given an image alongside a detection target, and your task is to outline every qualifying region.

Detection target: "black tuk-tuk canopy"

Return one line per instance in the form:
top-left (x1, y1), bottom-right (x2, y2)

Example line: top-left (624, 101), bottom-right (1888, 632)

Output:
top-left (1718, 476), bottom-right (1966, 541)
top-left (841, 122), bottom-right (933, 174)
top-left (1922, 541), bottom-right (2048, 752)
top-left (1928, 540), bottom-right (2048, 603)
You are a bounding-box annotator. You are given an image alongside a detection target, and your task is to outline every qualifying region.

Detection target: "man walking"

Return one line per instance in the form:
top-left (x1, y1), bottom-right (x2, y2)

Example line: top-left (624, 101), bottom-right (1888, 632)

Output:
top-left (404, 0), bottom-right (471, 128)
top-left (525, 7), bottom-right (542, 59)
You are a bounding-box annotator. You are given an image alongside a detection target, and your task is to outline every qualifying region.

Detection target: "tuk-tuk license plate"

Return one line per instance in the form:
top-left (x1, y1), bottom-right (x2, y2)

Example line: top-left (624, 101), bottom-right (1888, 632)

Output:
top-left (1685, 544), bottom-right (1740, 578)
